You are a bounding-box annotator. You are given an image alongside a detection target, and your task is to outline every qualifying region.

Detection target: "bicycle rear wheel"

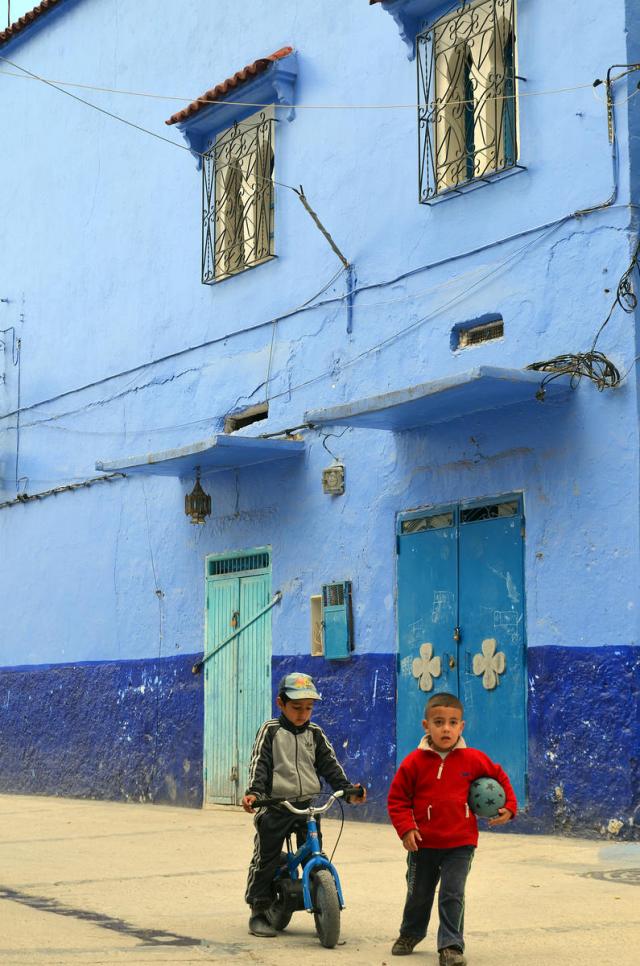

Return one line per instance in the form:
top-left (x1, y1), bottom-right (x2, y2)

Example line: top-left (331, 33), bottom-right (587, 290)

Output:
top-left (267, 853), bottom-right (294, 931)
top-left (312, 869), bottom-right (340, 948)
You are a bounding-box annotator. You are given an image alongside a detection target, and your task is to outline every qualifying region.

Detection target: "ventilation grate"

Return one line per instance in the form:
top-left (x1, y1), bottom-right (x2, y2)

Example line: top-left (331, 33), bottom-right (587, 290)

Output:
top-left (208, 552), bottom-right (270, 576)
top-left (401, 511), bottom-right (454, 534)
top-left (458, 318), bottom-right (504, 349)
top-left (224, 403), bottom-right (268, 434)
top-left (460, 500), bottom-right (518, 523)
top-left (323, 583), bottom-right (345, 607)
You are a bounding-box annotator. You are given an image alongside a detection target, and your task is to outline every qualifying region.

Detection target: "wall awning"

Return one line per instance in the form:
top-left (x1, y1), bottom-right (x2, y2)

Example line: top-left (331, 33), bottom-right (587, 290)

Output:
top-left (304, 367), bottom-right (572, 432)
top-left (95, 435), bottom-right (305, 477)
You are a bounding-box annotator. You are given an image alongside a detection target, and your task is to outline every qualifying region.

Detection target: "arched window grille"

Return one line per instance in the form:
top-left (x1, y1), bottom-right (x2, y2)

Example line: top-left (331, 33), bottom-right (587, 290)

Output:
top-left (418, 0), bottom-right (518, 203)
top-left (202, 110), bottom-right (275, 283)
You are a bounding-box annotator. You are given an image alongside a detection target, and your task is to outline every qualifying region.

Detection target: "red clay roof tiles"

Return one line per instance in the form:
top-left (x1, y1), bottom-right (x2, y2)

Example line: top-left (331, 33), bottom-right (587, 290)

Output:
top-left (165, 46), bottom-right (294, 126)
top-left (0, 0), bottom-right (63, 46)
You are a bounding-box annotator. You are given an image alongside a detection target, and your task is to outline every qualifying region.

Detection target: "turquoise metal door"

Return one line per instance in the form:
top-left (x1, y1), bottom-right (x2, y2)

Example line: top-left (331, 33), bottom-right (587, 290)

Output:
top-left (396, 507), bottom-right (458, 763)
top-left (204, 550), bottom-right (271, 805)
top-left (396, 499), bottom-right (526, 802)
top-left (458, 500), bottom-right (526, 802)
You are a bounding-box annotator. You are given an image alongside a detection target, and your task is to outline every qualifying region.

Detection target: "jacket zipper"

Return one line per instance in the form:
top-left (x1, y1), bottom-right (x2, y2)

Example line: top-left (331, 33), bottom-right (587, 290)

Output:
top-left (427, 805), bottom-right (432, 821)
top-left (437, 761), bottom-right (444, 779)
top-left (465, 803), bottom-right (470, 818)
top-left (294, 733), bottom-right (303, 799)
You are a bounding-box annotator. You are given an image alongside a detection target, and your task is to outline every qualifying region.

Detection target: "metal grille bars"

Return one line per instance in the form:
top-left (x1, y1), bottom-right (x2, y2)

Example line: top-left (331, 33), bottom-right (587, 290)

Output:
top-left (202, 110), bottom-right (275, 283)
top-left (418, 0), bottom-right (518, 203)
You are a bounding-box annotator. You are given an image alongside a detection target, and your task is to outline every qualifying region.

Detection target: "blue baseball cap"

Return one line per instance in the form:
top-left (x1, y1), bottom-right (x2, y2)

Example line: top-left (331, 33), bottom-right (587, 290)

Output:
top-left (278, 672), bottom-right (322, 701)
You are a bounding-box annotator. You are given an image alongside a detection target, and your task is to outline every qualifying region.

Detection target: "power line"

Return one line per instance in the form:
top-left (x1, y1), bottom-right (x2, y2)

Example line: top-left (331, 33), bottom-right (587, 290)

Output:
top-left (0, 65), bottom-right (603, 109)
top-left (1, 204), bottom-right (634, 434)
top-left (10, 260), bottom-right (509, 436)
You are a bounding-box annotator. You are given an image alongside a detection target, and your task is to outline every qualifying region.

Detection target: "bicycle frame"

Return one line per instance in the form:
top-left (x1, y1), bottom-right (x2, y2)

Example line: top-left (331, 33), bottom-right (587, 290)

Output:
top-left (274, 801), bottom-right (346, 911)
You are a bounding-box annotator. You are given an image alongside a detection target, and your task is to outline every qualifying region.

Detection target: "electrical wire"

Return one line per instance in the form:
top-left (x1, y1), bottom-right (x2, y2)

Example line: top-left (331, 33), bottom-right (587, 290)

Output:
top-left (3, 207), bottom-right (627, 438)
top-left (0, 65), bottom-right (600, 109)
top-left (321, 428), bottom-right (349, 460)
top-left (270, 218), bottom-right (569, 405)
top-left (591, 235), bottom-right (640, 350)
top-left (0, 472), bottom-right (125, 511)
top-left (328, 798), bottom-right (345, 864)
top-left (8, 261), bottom-right (496, 435)
top-left (1, 55), bottom-right (636, 431)
top-left (0, 52), bottom-right (301, 194)
top-left (527, 233), bottom-right (640, 395)
top-left (0, 264), bottom-right (349, 426)
top-left (526, 352), bottom-right (621, 395)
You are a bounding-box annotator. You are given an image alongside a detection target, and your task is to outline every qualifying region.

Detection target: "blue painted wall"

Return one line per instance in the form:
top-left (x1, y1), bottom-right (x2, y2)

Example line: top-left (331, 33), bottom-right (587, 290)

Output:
top-left (0, 0), bottom-right (639, 836)
top-left (0, 654), bottom-right (203, 806)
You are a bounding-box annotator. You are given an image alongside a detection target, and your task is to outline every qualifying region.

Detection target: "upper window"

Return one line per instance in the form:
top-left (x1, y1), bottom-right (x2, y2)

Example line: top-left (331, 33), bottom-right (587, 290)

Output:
top-left (417, 0), bottom-right (518, 202)
top-left (202, 109), bottom-right (275, 283)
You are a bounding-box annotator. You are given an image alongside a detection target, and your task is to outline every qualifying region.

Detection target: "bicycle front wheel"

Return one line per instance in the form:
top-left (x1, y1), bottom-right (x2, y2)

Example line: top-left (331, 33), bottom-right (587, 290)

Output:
top-left (312, 869), bottom-right (341, 948)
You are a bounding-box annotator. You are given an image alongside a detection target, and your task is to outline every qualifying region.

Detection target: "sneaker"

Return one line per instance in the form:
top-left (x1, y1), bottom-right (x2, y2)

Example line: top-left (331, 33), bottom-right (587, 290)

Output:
top-left (248, 911), bottom-right (277, 938)
top-left (439, 947), bottom-right (466, 966)
top-left (391, 935), bottom-right (420, 955)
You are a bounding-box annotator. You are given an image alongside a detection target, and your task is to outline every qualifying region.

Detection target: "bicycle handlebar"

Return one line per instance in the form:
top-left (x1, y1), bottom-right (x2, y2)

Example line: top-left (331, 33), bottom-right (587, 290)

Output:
top-left (252, 785), bottom-right (365, 812)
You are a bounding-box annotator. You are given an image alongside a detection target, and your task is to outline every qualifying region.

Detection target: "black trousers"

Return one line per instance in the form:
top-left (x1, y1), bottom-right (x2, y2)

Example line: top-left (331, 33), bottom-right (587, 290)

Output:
top-left (245, 805), bottom-right (322, 908)
top-left (399, 846), bottom-right (475, 950)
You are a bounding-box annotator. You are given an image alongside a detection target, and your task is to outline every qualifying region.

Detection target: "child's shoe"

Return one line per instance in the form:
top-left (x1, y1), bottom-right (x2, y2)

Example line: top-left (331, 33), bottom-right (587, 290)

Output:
top-left (439, 947), bottom-right (466, 966)
top-left (248, 907), bottom-right (277, 937)
top-left (391, 934), bottom-right (420, 955)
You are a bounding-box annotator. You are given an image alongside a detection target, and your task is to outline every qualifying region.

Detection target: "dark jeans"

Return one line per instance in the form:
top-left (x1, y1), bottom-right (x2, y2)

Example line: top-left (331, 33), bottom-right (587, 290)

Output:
top-left (399, 846), bottom-right (475, 951)
top-left (245, 805), bottom-right (322, 908)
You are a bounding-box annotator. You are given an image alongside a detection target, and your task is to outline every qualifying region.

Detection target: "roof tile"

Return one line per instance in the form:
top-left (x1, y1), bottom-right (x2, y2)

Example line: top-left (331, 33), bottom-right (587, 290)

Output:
top-left (165, 46), bottom-right (294, 126)
top-left (0, 0), bottom-right (63, 46)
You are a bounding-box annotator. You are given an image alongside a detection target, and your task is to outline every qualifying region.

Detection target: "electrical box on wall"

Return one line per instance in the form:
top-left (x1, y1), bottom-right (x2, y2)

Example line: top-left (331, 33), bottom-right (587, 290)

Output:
top-left (321, 581), bottom-right (354, 660)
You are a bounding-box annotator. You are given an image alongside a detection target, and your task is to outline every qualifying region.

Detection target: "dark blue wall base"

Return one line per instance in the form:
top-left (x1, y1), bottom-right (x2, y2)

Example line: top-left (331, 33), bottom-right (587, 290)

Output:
top-left (523, 645), bottom-right (640, 839)
top-left (1, 646), bottom-right (637, 839)
top-left (0, 655), bottom-right (203, 807)
top-left (272, 655), bottom-right (396, 823)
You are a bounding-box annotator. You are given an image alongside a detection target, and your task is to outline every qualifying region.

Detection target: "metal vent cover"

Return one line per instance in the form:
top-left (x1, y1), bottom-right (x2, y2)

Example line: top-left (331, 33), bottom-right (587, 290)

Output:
top-left (460, 500), bottom-right (518, 523)
top-left (458, 319), bottom-right (504, 348)
top-left (401, 511), bottom-right (454, 534)
top-left (323, 583), bottom-right (345, 607)
top-left (208, 552), bottom-right (270, 576)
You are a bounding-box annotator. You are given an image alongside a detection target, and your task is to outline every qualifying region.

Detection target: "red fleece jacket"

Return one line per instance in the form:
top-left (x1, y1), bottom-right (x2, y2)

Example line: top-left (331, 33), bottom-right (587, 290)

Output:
top-left (387, 743), bottom-right (518, 849)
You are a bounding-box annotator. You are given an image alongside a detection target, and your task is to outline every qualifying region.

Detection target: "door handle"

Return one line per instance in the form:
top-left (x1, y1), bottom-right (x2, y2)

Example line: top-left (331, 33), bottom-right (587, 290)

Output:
top-left (453, 626), bottom-right (461, 642)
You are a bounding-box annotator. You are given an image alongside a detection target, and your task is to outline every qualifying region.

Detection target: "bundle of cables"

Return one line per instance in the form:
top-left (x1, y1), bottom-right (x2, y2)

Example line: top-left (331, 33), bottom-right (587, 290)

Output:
top-left (527, 235), bottom-right (639, 398)
top-left (526, 351), bottom-right (621, 398)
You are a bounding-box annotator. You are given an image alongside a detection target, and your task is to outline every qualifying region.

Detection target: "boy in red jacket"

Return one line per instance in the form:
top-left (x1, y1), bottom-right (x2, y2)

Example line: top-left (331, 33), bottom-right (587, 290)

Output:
top-left (387, 692), bottom-right (517, 964)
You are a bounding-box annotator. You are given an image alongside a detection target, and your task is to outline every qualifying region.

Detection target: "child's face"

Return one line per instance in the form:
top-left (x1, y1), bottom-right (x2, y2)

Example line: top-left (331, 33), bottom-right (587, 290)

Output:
top-left (277, 696), bottom-right (316, 727)
top-left (423, 705), bottom-right (464, 752)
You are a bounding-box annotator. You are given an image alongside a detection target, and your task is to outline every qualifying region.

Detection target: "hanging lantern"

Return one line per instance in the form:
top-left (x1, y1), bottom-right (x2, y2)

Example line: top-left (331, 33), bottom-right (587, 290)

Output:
top-left (185, 467), bottom-right (211, 524)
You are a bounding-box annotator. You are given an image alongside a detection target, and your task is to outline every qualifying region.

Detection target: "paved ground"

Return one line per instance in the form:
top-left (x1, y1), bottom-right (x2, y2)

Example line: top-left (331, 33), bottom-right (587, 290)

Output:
top-left (0, 794), bottom-right (638, 965)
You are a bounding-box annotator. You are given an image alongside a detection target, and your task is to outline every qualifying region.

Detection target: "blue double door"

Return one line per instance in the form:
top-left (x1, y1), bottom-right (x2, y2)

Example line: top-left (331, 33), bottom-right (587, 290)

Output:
top-left (396, 496), bottom-right (526, 803)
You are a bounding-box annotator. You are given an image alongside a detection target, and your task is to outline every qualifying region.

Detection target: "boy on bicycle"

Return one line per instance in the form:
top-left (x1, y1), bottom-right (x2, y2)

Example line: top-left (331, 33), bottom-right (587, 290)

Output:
top-left (242, 671), bottom-right (366, 937)
top-left (387, 692), bottom-right (517, 964)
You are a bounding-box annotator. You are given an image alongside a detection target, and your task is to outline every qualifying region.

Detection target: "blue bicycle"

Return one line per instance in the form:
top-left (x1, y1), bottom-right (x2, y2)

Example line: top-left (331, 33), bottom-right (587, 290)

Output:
top-left (258, 785), bottom-right (365, 948)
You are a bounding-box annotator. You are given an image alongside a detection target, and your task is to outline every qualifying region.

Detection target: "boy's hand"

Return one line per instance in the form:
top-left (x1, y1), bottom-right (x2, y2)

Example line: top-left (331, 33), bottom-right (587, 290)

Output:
top-left (488, 807), bottom-right (513, 827)
top-left (242, 794), bottom-right (257, 813)
top-left (402, 829), bottom-right (422, 851)
top-left (346, 785), bottom-right (367, 805)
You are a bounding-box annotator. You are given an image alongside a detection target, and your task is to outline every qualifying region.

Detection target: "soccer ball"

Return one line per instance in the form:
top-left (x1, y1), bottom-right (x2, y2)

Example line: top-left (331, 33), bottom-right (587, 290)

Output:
top-left (468, 777), bottom-right (506, 818)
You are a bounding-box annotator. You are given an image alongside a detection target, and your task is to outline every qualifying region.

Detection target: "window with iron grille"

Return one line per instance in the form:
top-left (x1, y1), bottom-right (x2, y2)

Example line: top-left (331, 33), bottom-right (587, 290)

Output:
top-left (418, 0), bottom-right (518, 202)
top-left (202, 110), bottom-right (275, 283)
